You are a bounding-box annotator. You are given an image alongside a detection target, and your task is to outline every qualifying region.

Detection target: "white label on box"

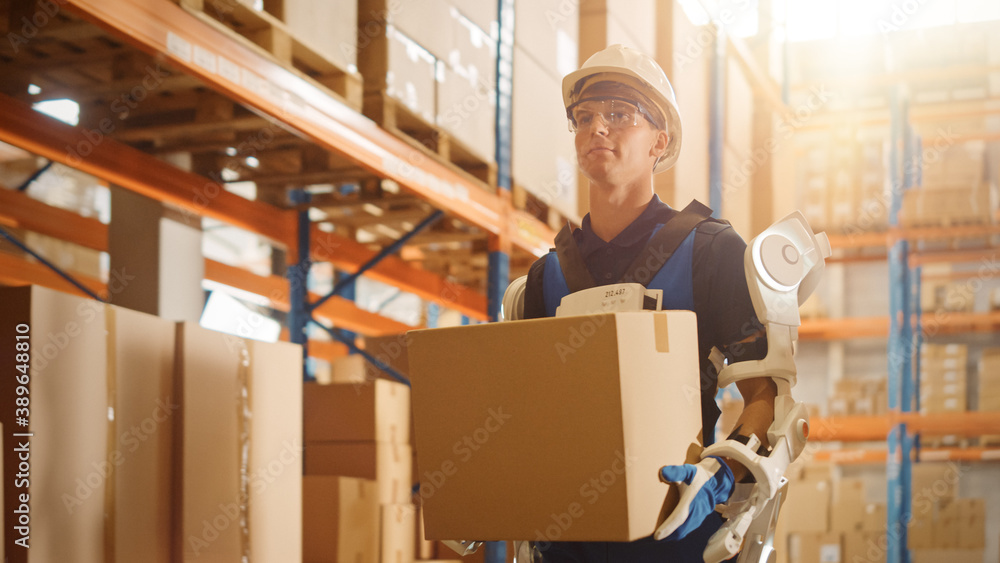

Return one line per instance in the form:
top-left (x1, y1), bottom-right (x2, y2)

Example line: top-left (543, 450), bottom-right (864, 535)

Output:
top-left (943, 358), bottom-right (958, 369)
top-left (218, 56), bottom-right (240, 83)
top-left (945, 398), bottom-right (959, 409)
top-left (945, 344), bottom-right (960, 354)
top-left (166, 31), bottom-right (192, 62)
top-left (193, 45), bottom-right (217, 74)
top-left (820, 543), bottom-right (841, 562)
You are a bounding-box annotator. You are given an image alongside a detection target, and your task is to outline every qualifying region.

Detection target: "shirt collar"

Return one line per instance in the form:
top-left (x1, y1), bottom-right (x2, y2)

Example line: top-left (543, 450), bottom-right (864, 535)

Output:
top-left (578, 195), bottom-right (676, 253)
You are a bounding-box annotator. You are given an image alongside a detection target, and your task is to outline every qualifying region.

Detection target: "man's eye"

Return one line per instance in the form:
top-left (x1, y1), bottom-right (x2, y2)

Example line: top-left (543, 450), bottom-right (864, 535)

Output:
top-left (610, 112), bottom-right (632, 124)
top-left (577, 113), bottom-right (594, 125)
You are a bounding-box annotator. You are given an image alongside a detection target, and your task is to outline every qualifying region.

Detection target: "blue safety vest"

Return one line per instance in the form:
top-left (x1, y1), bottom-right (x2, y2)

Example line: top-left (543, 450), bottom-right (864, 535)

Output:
top-left (542, 227), bottom-right (697, 317)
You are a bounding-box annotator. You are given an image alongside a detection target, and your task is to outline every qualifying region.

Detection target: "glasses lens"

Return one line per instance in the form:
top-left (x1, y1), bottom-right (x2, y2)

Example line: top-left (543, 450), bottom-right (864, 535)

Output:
top-left (570, 99), bottom-right (640, 132)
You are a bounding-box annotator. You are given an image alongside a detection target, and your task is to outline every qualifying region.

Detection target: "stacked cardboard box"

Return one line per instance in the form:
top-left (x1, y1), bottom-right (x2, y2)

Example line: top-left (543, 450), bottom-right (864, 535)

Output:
top-left (920, 344), bottom-right (967, 420)
top-left (0, 286), bottom-right (303, 561)
top-left (777, 463), bottom-right (986, 563)
top-left (977, 348), bottom-right (1000, 446)
top-left (828, 378), bottom-right (888, 417)
top-left (358, 0), bottom-right (498, 163)
top-left (304, 380), bottom-right (415, 562)
top-left (902, 183), bottom-right (997, 228)
top-left (797, 143), bottom-right (831, 232)
top-left (511, 0), bottom-right (579, 222)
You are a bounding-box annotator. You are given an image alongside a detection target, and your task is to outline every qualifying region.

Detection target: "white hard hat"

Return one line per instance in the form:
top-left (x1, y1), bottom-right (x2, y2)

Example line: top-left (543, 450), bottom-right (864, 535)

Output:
top-left (562, 44), bottom-right (682, 173)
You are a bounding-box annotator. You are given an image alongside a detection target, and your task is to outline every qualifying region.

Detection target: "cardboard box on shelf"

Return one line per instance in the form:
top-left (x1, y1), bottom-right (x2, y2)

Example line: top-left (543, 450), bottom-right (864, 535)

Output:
top-left (304, 380), bottom-right (410, 443)
top-left (860, 503), bottom-right (886, 532)
top-left (417, 503), bottom-right (435, 559)
top-left (359, 0), bottom-right (454, 61)
top-left (921, 344), bottom-right (968, 360)
top-left (909, 513), bottom-right (935, 549)
top-left (381, 504), bottom-right (417, 563)
top-left (511, 44), bottom-right (579, 222)
top-left (363, 333), bottom-right (412, 381)
top-left (305, 441), bottom-right (413, 505)
top-left (0, 286), bottom-right (176, 562)
top-left (303, 476), bottom-right (380, 563)
top-left (791, 531), bottom-right (843, 563)
top-left (279, 0), bottom-right (357, 70)
top-left (175, 323), bottom-right (303, 562)
top-left (830, 479), bottom-right (866, 532)
top-left (359, 25), bottom-right (438, 124)
top-left (844, 531), bottom-right (886, 563)
top-left (437, 62), bottom-right (496, 162)
top-left (779, 479), bottom-right (831, 534)
top-left (328, 354), bottom-right (367, 383)
top-left (408, 311), bottom-right (702, 541)
top-left (910, 549), bottom-right (984, 563)
top-left (450, 0), bottom-right (497, 34)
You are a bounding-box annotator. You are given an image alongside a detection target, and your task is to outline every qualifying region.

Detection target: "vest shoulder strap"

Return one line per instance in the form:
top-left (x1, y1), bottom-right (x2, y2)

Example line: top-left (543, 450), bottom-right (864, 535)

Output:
top-left (620, 199), bottom-right (715, 287)
top-left (554, 222), bottom-right (597, 293)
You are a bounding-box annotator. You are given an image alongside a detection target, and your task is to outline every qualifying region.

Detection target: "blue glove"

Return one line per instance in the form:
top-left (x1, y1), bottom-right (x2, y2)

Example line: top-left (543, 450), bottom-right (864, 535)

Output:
top-left (654, 456), bottom-right (735, 541)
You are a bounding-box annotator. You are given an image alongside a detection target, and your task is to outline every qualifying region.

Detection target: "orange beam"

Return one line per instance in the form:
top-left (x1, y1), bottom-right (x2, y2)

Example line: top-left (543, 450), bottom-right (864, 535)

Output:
top-left (62, 0), bottom-right (505, 237)
top-left (0, 94), bottom-right (297, 246)
top-left (827, 224), bottom-right (1000, 251)
top-left (800, 312), bottom-right (1000, 341)
top-left (809, 412), bottom-right (1000, 442)
top-left (204, 259), bottom-right (416, 337)
top-left (0, 187), bottom-right (107, 252)
top-left (0, 252), bottom-right (106, 298)
top-left (0, 99), bottom-right (491, 319)
top-left (278, 328), bottom-right (349, 361)
top-left (799, 317), bottom-right (890, 340)
top-left (911, 247), bottom-right (1000, 267)
top-left (813, 446), bottom-right (1000, 464)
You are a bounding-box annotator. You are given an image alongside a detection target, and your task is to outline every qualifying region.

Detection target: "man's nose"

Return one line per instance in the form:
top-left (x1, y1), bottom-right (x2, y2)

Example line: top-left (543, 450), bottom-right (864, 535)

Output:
top-left (586, 114), bottom-right (610, 136)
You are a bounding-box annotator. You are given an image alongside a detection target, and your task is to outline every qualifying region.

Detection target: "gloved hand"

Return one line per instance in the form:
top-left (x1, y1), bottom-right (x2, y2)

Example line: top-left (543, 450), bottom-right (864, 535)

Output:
top-left (654, 456), bottom-right (735, 541)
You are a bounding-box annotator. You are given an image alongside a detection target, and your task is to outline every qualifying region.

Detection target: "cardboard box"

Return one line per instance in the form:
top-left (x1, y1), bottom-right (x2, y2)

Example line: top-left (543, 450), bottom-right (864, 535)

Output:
top-left (304, 380), bottom-right (410, 443)
top-left (303, 476), bottom-right (379, 563)
top-left (911, 549), bottom-right (984, 563)
top-left (175, 323), bottom-right (303, 562)
top-left (909, 514), bottom-right (935, 549)
top-left (844, 531), bottom-right (886, 563)
top-left (830, 479), bottom-right (866, 532)
top-left (512, 44), bottom-right (579, 221)
top-left (359, 25), bottom-right (437, 123)
top-left (860, 503), bottom-right (886, 532)
top-left (780, 479), bottom-right (832, 534)
top-left (408, 311), bottom-right (702, 541)
top-left (381, 504), bottom-right (416, 563)
top-left (0, 286), bottom-right (175, 562)
top-left (328, 354), bottom-right (367, 383)
top-left (280, 0), bottom-right (357, 70)
top-left (792, 532), bottom-right (843, 563)
top-left (359, 0), bottom-right (454, 61)
top-left (305, 442), bottom-right (413, 505)
top-left (437, 62), bottom-right (497, 162)
top-left (417, 504), bottom-right (435, 559)
top-left (450, 0), bottom-right (497, 34)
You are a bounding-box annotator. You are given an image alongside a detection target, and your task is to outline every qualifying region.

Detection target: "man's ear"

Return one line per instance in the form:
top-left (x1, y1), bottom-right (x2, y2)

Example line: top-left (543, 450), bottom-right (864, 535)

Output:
top-left (651, 130), bottom-right (669, 159)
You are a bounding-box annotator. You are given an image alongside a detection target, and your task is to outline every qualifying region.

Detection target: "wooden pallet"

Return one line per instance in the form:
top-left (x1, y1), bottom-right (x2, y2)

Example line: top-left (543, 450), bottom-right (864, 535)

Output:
top-left (513, 182), bottom-right (578, 232)
top-left (174, 0), bottom-right (363, 111)
top-left (363, 91), bottom-right (497, 192)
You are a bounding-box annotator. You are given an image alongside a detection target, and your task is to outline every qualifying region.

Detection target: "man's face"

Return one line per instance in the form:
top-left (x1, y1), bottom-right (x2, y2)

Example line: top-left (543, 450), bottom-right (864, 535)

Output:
top-left (572, 93), bottom-right (667, 187)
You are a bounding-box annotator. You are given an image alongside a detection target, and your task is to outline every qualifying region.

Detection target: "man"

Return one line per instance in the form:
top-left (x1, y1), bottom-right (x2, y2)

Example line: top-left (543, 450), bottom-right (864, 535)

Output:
top-left (520, 45), bottom-right (776, 562)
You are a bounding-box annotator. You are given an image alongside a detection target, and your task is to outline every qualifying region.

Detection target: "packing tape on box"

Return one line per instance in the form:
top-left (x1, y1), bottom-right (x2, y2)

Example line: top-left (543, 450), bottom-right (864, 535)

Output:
top-left (235, 339), bottom-right (253, 563)
top-left (105, 305), bottom-right (118, 563)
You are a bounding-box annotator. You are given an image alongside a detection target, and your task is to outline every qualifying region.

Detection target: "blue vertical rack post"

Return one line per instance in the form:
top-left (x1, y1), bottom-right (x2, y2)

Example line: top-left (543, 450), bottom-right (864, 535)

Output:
top-left (482, 0), bottom-right (514, 560)
top-left (709, 23), bottom-right (725, 216)
top-left (288, 189), bottom-right (312, 380)
top-left (887, 87), bottom-right (914, 563)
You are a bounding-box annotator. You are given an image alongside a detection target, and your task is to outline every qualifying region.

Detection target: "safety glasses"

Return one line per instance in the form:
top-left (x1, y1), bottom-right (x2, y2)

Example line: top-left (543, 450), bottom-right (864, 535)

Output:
top-left (566, 96), bottom-right (657, 134)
